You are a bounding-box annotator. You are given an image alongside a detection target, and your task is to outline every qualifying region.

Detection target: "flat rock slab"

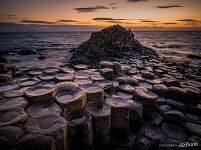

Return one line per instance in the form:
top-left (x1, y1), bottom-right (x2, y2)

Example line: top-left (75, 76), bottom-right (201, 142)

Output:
top-left (145, 125), bottom-right (166, 141)
top-left (0, 81), bottom-right (20, 93)
top-left (55, 89), bottom-right (87, 112)
top-left (163, 110), bottom-right (185, 122)
top-left (0, 107), bottom-right (28, 127)
top-left (56, 81), bottom-right (80, 93)
top-left (161, 122), bottom-right (187, 140)
top-left (27, 102), bottom-right (62, 118)
top-left (0, 97), bottom-right (28, 111)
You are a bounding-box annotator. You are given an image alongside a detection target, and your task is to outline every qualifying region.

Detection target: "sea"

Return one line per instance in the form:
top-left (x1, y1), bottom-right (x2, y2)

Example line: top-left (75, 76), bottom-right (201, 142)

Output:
top-left (0, 31), bottom-right (201, 67)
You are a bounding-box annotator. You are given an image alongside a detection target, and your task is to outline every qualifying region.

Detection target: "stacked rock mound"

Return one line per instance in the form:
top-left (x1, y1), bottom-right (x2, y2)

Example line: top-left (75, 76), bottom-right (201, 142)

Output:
top-left (69, 25), bottom-right (159, 67)
top-left (0, 59), bottom-right (13, 83)
top-left (0, 59), bottom-right (201, 150)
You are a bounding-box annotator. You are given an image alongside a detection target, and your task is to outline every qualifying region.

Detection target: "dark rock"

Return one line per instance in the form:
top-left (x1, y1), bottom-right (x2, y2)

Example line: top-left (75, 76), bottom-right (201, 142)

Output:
top-left (165, 79), bottom-right (181, 87)
top-left (144, 125), bottom-right (166, 141)
top-left (0, 56), bottom-right (7, 63)
top-left (184, 122), bottom-right (201, 137)
top-left (166, 98), bottom-right (186, 111)
top-left (141, 71), bottom-right (155, 79)
top-left (187, 54), bottom-right (201, 59)
top-left (167, 87), bottom-right (187, 103)
top-left (185, 87), bottom-right (200, 106)
top-left (161, 122), bottom-right (187, 140)
top-left (152, 84), bottom-right (168, 97)
top-left (68, 25), bottom-right (159, 66)
top-left (158, 105), bottom-right (172, 114)
top-left (163, 110), bottom-right (185, 122)
top-left (18, 50), bottom-right (37, 55)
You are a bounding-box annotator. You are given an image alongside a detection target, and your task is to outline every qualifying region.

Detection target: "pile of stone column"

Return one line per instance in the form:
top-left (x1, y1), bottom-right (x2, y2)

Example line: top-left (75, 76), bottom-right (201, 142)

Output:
top-left (0, 60), bottom-right (201, 150)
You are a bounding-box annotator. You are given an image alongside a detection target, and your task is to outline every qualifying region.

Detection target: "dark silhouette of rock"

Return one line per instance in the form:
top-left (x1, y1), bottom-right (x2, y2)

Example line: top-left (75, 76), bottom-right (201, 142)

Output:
top-left (69, 25), bottom-right (159, 66)
top-left (18, 50), bottom-right (37, 55)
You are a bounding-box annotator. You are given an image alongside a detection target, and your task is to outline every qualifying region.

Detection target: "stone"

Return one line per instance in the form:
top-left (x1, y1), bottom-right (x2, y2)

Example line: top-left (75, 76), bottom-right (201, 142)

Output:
top-left (44, 67), bottom-right (60, 74)
top-left (166, 98), bottom-right (186, 111)
top-left (163, 110), bottom-right (185, 122)
top-left (134, 86), bottom-right (158, 112)
top-left (158, 105), bottom-right (172, 114)
top-left (38, 73), bottom-right (55, 81)
top-left (81, 83), bottom-right (104, 103)
top-left (127, 100), bottom-right (143, 126)
top-left (85, 102), bottom-right (111, 146)
top-left (185, 87), bottom-right (200, 106)
top-left (18, 50), bottom-right (37, 55)
top-left (0, 126), bottom-right (24, 149)
top-left (14, 134), bottom-right (56, 150)
top-left (0, 97), bottom-right (28, 111)
top-left (126, 77), bottom-right (139, 86)
top-left (3, 89), bottom-right (24, 98)
top-left (152, 84), bottom-right (168, 97)
top-left (112, 62), bottom-right (122, 74)
top-left (16, 77), bottom-right (40, 87)
top-left (27, 102), bottom-right (62, 118)
top-left (74, 78), bottom-right (92, 85)
top-left (69, 25), bottom-right (158, 66)
top-left (144, 125), bottom-right (166, 141)
top-left (28, 67), bottom-right (43, 76)
top-left (0, 81), bottom-right (20, 93)
top-left (161, 122), bottom-right (187, 140)
top-left (167, 87), bottom-right (187, 103)
top-left (100, 61), bottom-right (114, 69)
top-left (114, 76), bottom-right (128, 85)
top-left (115, 91), bottom-right (133, 100)
top-left (141, 71), bottom-right (155, 80)
top-left (139, 82), bottom-right (152, 90)
top-left (118, 84), bottom-right (135, 94)
top-left (90, 74), bottom-right (104, 82)
top-left (55, 73), bottom-right (75, 82)
top-left (25, 114), bottom-right (67, 150)
top-left (55, 89), bottom-right (87, 112)
top-left (65, 110), bottom-right (93, 150)
top-left (184, 122), bottom-right (201, 137)
top-left (0, 107), bottom-right (28, 127)
top-left (100, 68), bottom-right (114, 80)
top-left (134, 136), bottom-right (153, 150)
top-left (105, 96), bottom-right (130, 141)
top-left (56, 81), bottom-right (80, 93)
top-left (166, 79), bottom-right (181, 87)
top-left (24, 86), bottom-right (58, 103)
top-left (74, 64), bottom-right (88, 71)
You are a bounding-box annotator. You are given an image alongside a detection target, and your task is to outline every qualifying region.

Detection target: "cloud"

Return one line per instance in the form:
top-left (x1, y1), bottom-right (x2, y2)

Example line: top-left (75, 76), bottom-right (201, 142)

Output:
top-left (127, 0), bottom-right (148, 2)
top-left (93, 17), bottom-right (131, 21)
top-left (76, 22), bottom-right (91, 24)
top-left (176, 19), bottom-right (199, 23)
top-left (21, 20), bottom-right (55, 24)
top-left (109, 3), bottom-right (117, 6)
top-left (163, 22), bottom-right (177, 25)
top-left (154, 5), bottom-right (183, 9)
top-left (73, 6), bottom-right (109, 13)
top-left (140, 19), bottom-right (160, 23)
top-left (0, 14), bottom-right (16, 17)
top-left (57, 19), bottom-right (78, 23)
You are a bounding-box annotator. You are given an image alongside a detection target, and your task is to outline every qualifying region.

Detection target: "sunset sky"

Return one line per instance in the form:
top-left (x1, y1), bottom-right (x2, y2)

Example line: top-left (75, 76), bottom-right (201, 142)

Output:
top-left (0, 0), bottom-right (201, 31)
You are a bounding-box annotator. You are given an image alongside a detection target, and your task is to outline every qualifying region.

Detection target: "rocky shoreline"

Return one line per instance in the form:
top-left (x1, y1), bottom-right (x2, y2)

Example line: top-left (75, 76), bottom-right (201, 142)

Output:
top-left (68, 25), bottom-right (159, 67)
top-left (0, 25), bottom-right (201, 150)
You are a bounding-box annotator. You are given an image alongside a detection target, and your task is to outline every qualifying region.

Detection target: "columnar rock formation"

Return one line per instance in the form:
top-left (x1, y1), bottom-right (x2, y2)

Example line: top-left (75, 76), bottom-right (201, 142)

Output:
top-left (69, 25), bottom-right (159, 66)
top-left (0, 58), bottom-right (201, 150)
